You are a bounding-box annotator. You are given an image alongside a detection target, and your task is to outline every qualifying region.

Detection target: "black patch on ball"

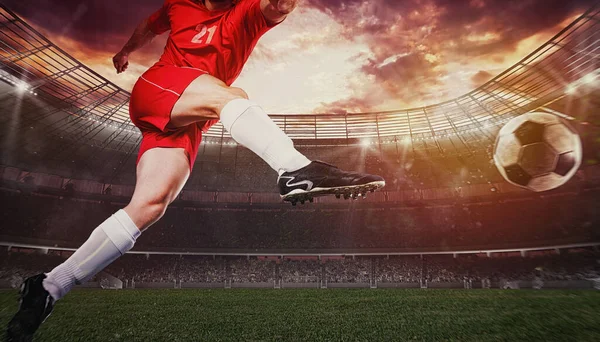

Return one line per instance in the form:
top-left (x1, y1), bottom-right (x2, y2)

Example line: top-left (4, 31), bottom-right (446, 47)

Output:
top-left (519, 142), bottom-right (557, 176)
top-left (504, 164), bottom-right (532, 186)
top-left (555, 151), bottom-right (576, 176)
top-left (514, 121), bottom-right (545, 145)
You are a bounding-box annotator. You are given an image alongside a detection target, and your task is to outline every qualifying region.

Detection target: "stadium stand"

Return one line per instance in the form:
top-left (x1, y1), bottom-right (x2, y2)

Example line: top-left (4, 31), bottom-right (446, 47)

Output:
top-left (2, 250), bottom-right (599, 288)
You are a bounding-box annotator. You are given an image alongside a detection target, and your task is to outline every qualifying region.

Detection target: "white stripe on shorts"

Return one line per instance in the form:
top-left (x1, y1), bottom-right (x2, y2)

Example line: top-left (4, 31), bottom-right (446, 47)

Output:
top-left (179, 66), bottom-right (209, 73)
top-left (140, 75), bottom-right (181, 97)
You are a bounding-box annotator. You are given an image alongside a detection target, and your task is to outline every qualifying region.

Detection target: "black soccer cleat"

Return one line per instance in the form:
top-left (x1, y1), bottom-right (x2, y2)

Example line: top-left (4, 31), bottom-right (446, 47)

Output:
top-left (278, 160), bottom-right (385, 205)
top-left (6, 274), bottom-right (55, 342)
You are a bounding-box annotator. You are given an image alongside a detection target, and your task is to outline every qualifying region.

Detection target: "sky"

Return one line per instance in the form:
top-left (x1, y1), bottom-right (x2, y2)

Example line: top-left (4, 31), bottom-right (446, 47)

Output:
top-left (3, 0), bottom-right (596, 114)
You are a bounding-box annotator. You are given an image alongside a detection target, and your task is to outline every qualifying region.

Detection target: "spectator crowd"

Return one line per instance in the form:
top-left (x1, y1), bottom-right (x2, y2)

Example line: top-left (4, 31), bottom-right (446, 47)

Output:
top-left (2, 249), bottom-right (598, 286)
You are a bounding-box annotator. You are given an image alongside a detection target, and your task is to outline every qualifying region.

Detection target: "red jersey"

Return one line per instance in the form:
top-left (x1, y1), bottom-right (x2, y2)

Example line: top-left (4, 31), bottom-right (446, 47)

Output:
top-left (146, 0), bottom-right (281, 86)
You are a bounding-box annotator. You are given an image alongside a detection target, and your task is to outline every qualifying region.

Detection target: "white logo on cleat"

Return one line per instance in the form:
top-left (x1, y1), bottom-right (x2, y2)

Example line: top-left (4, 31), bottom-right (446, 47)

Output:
top-left (280, 176), bottom-right (314, 191)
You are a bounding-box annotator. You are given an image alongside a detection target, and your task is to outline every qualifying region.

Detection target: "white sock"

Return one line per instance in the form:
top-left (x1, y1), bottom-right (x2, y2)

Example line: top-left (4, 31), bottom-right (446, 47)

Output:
top-left (43, 209), bottom-right (140, 300)
top-left (220, 98), bottom-right (311, 175)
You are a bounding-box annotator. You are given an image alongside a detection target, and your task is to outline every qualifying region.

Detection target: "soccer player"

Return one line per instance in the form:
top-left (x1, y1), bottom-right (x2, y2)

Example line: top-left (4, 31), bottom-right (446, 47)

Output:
top-left (6, 0), bottom-right (384, 339)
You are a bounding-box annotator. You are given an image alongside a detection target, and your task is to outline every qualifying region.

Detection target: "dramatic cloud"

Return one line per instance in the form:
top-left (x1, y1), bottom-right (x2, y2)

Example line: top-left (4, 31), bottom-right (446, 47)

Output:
top-left (471, 70), bottom-right (494, 88)
top-left (3, 0), bottom-right (167, 90)
top-left (2, 0), bottom-right (597, 113)
top-left (3, 0), bottom-right (163, 52)
top-left (305, 0), bottom-right (596, 113)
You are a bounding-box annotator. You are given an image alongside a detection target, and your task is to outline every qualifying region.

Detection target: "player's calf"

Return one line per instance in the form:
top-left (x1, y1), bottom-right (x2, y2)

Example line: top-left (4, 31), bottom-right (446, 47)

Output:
top-left (124, 147), bottom-right (190, 229)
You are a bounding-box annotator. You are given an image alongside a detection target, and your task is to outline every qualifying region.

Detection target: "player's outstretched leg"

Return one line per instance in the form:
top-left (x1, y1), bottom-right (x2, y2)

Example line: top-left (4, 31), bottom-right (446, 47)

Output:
top-left (6, 147), bottom-right (189, 342)
top-left (171, 74), bottom-right (385, 205)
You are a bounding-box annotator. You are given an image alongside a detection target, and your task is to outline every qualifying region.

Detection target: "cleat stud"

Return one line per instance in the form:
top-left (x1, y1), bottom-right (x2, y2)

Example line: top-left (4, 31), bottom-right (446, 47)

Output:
top-left (309, 197), bottom-right (314, 203)
top-left (335, 194), bottom-right (341, 199)
top-left (300, 200), bottom-right (305, 204)
top-left (291, 201), bottom-right (297, 206)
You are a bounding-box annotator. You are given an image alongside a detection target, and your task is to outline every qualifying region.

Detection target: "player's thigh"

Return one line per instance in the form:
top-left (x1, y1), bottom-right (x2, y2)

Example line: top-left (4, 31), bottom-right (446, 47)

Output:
top-left (170, 73), bottom-right (248, 128)
top-left (125, 147), bottom-right (190, 228)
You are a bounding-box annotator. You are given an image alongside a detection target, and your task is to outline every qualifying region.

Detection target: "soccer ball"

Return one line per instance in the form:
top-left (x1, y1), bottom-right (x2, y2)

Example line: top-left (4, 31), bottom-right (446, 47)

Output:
top-left (493, 112), bottom-right (582, 192)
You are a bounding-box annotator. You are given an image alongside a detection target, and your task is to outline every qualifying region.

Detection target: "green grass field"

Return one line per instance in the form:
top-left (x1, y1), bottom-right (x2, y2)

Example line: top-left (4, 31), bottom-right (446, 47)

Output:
top-left (1, 289), bottom-right (600, 341)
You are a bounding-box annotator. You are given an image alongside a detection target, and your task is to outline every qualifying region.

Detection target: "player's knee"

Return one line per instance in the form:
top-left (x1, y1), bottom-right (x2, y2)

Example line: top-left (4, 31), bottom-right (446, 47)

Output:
top-left (173, 74), bottom-right (249, 123)
top-left (228, 87), bottom-right (248, 100)
top-left (200, 86), bottom-right (248, 120)
top-left (144, 201), bottom-right (168, 224)
top-left (218, 86), bottom-right (248, 107)
top-left (127, 195), bottom-right (170, 228)
top-left (214, 86), bottom-right (248, 117)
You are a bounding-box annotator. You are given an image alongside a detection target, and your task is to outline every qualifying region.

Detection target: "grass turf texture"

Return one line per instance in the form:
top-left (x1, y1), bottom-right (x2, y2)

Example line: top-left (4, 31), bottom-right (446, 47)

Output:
top-left (1, 289), bottom-right (600, 341)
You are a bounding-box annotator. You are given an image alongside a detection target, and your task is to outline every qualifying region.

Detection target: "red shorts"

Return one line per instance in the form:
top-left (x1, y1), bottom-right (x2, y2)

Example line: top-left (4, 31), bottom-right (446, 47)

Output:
top-left (129, 64), bottom-right (218, 171)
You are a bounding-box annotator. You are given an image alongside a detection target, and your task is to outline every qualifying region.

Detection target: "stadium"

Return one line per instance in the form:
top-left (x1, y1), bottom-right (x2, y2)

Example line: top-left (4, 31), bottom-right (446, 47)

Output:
top-left (1, 1), bottom-right (600, 341)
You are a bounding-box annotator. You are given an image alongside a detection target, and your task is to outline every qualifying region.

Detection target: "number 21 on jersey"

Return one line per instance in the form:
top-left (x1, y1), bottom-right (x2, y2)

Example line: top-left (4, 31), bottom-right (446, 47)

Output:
top-left (191, 24), bottom-right (216, 44)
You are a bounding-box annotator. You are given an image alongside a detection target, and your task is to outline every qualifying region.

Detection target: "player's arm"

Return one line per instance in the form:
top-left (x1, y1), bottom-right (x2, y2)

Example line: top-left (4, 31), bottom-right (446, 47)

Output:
top-left (113, 1), bottom-right (170, 74)
top-left (260, 0), bottom-right (298, 25)
top-left (112, 19), bottom-right (158, 74)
